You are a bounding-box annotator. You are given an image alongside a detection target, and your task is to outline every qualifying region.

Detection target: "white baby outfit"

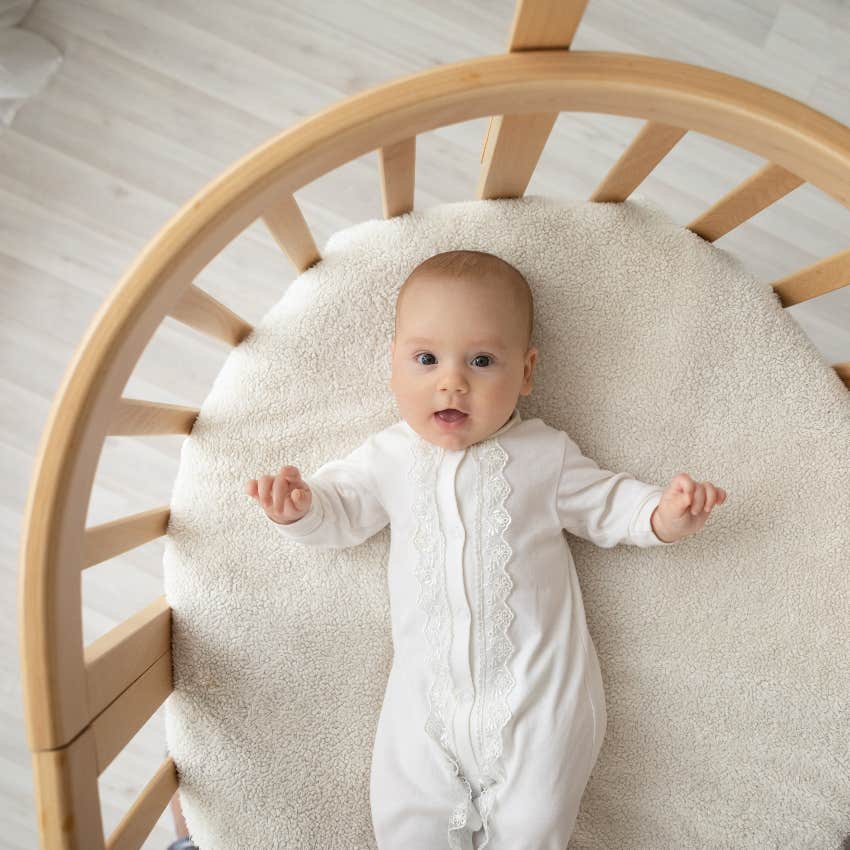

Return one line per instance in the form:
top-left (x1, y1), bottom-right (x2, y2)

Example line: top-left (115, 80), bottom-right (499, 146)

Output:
top-left (274, 407), bottom-right (673, 849)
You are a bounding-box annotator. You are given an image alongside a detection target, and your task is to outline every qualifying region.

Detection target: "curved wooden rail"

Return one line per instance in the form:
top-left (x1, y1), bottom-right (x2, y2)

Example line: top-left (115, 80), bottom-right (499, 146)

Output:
top-left (18, 44), bottom-right (850, 850)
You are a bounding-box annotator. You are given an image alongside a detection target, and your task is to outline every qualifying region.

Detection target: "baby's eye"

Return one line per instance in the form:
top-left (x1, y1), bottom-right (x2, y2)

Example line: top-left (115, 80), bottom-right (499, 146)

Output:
top-left (415, 352), bottom-right (494, 368)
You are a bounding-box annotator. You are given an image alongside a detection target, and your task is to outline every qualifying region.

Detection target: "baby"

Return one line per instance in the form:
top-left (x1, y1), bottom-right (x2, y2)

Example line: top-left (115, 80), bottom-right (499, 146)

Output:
top-left (246, 250), bottom-right (726, 850)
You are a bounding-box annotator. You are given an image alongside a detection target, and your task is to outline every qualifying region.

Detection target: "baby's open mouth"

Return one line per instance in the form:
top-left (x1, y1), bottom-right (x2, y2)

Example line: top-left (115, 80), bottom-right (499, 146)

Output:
top-left (435, 409), bottom-right (468, 423)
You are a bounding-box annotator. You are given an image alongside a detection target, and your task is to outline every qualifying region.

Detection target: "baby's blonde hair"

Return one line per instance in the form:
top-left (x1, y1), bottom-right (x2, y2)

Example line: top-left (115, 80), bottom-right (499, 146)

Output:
top-left (394, 250), bottom-right (534, 348)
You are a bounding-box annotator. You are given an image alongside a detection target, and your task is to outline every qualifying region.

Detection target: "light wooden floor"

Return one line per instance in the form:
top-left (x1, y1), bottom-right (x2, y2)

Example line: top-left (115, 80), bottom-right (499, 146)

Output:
top-left (2, 1), bottom-right (848, 847)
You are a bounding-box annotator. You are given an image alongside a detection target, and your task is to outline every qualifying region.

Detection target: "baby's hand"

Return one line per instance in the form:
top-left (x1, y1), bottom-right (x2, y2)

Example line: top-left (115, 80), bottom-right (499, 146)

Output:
top-left (651, 472), bottom-right (727, 543)
top-left (245, 465), bottom-right (312, 525)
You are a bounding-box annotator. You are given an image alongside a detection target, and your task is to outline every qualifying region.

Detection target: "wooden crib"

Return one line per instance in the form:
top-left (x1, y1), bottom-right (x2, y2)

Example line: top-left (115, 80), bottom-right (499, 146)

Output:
top-left (17, 0), bottom-right (850, 848)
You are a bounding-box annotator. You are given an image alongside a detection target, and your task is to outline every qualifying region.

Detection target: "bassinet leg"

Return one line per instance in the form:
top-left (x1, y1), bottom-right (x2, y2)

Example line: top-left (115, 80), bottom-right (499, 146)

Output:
top-left (166, 790), bottom-right (201, 849)
top-left (165, 745), bottom-right (198, 849)
top-left (168, 787), bottom-right (190, 839)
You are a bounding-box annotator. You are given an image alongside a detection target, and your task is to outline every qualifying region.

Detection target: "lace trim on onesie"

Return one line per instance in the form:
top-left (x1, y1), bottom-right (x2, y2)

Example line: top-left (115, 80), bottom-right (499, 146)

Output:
top-left (470, 438), bottom-right (515, 850)
top-left (409, 433), bottom-right (515, 850)
top-left (409, 436), bottom-right (475, 848)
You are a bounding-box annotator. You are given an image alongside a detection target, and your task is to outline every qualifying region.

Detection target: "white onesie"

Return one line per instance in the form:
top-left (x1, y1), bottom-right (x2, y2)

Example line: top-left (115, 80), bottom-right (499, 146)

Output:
top-left (274, 407), bottom-right (673, 850)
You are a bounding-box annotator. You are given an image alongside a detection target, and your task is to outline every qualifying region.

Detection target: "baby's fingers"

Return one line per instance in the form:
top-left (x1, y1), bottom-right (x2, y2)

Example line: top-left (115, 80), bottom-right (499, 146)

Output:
top-left (272, 470), bottom-right (294, 515)
top-left (700, 484), bottom-right (728, 513)
top-left (700, 483), bottom-right (717, 513)
top-left (257, 475), bottom-right (278, 512)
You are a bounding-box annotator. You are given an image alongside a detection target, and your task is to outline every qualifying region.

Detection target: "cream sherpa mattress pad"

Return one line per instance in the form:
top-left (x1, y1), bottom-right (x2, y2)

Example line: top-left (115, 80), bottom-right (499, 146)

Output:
top-left (162, 195), bottom-right (850, 850)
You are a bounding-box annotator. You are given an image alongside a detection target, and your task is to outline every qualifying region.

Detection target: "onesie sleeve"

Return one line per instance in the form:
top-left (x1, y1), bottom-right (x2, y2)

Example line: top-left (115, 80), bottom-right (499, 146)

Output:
top-left (556, 431), bottom-right (675, 549)
top-left (271, 433), bottom-right (389, 550)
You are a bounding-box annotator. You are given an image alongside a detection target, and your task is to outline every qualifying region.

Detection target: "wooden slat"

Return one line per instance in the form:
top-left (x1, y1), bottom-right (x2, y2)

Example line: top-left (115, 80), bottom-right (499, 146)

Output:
top-left (476, 0), bottom-right (589, 200)
top-left (834, 361), bottom-right (850, 390)
top-left (262, 192), bottom-right (321, 273)
top-left (476, 112), bottom-right (560, 199)
top-left (168, 283), bottom-right (253, 346)
top-left (90, 651), bottom-right (172, 775)
top-left (378, 136), bottom-right (416, 218)
top-left (105, 758), bottom-right (179, 850)
top-left (84, 596), bottom-right (171, 720)
top-left (479, 114), bottom-right (495, 163)
top-left (771, 246), bottom-right (850, 306)
top-left (687, 162), bottom-right (805, 241)
top-left (504, 0), bottom-right (590, 50)
top-left (588, 121), bottom-right (688, 202)
top-left (83, 507), bottom-right (170, 569)
top-left (109, 398), bottom-right (199, 436)
top-left (31, 725), bottom-right (105, 850)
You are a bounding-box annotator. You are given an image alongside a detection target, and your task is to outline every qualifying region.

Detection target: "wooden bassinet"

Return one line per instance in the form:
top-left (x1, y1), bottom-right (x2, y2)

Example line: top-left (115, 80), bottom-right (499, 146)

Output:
top-left (17, 1), bottom-right (850, 848)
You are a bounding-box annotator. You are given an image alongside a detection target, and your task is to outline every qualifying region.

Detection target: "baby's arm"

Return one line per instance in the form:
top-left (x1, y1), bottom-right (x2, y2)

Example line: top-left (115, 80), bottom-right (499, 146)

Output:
top-left (556, 431), bottom-right (675, 549)
top-left (246, 434), bottom-right (389, 550)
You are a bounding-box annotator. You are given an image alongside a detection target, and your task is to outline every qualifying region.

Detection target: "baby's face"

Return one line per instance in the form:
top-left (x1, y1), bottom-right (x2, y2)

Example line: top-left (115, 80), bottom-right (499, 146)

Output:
top-left (390, 272), bottom-right (538, 451)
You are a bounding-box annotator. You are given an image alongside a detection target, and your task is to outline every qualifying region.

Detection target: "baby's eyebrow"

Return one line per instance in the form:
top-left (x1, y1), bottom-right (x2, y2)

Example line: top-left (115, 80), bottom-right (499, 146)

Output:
top-left (405, 336), bottom-right (504, 349)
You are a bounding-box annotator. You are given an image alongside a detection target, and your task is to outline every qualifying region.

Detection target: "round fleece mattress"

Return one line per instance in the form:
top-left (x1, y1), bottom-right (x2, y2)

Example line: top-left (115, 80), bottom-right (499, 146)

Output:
top-left (163, 195), bottom-right (850, 850)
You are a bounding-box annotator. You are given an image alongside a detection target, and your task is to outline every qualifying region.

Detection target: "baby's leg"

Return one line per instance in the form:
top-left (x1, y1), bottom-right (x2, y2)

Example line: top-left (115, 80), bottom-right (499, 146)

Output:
top-left (371, 772), bottom-right (476, 850)
top-left (478, 691), bottom-right (603, 849)
top-left (370, 700), bottom-right (480, 850)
